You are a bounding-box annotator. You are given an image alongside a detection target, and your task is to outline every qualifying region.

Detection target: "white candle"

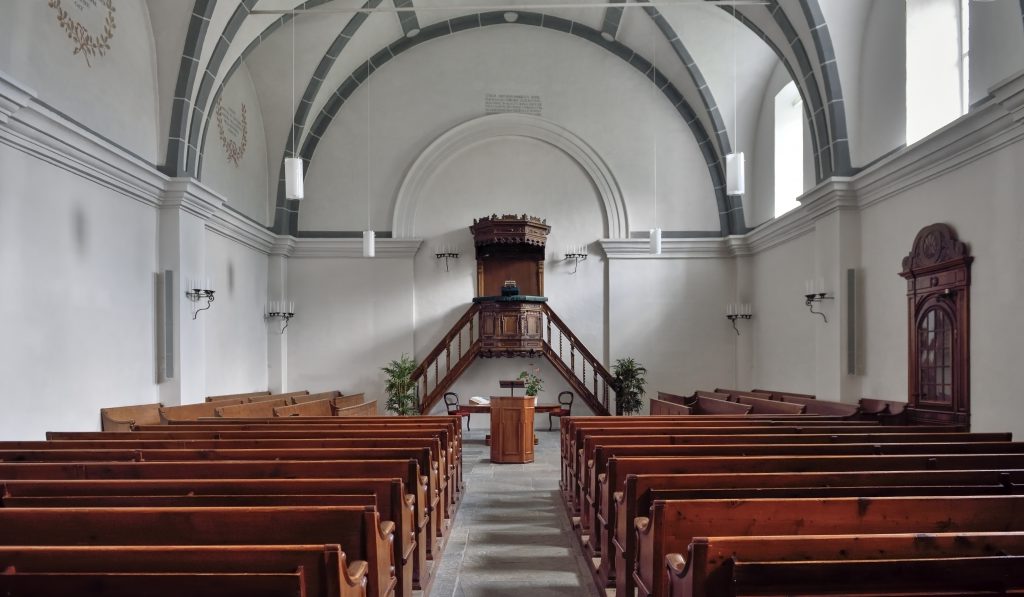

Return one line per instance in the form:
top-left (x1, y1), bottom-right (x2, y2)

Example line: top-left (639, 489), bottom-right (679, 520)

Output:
top-left (289, 301), bottom-right (294, 314)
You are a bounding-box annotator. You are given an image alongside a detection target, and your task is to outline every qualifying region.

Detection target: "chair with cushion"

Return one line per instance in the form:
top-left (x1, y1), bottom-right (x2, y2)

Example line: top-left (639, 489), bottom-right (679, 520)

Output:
top-left (548, 391), bottom-right (574, 430)
top-left (444, 392), bottom-right (472, 430)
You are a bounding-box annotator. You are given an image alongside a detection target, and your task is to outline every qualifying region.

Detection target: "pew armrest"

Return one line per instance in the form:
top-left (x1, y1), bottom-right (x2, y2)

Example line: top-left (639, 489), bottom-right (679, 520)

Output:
top-left (344, 559), bottom-right (370, 589)
top-left (634, 516), bottom-right (650, 535)
top-left (666, 553), bottom-right (686, 575)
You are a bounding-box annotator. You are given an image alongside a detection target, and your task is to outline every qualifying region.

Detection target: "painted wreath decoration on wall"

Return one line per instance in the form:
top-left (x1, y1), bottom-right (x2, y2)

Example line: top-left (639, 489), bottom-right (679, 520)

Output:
top-left (216, 99), bottom-right (248, 166)
top-left (49, 0), bottom-right (117, 68)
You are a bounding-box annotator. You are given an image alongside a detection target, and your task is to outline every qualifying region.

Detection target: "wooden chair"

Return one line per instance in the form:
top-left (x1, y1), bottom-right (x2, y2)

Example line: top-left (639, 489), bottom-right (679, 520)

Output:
top-left (548, 391), bottom-right (574, 430)
top-left (443, 393), bottom-right (472, 430)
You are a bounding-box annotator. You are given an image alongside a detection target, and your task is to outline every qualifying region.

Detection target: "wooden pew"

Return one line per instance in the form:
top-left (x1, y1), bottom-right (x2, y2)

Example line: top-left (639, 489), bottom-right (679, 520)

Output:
top-left (710, 389), bottom-right (772, 401)
top-left (636, 495), bottom-right (1024, 597)
top-left (685, 396), bottom-right (748, 415)
top-left (205, 391), bottom-right (271, 402)
top-left (587, 442), bottom-right (1024, 583)
top-left (291, 391), bottom-right (342, 404)
top-left (0, 569), bottom-right (310, 597)
top-left (336, 401), bottom-right (379, 417)
top-left (860, 397), bottom-right (909, 423)
top-left (248, 391), bottom-right (311, 403)
top-left (779, 393), bottom-right (860, 417)
top-left (158, 400), bottom-right (245, 423)
top-left (1, 477), bottom-right (423, 594)
top-left (0, 544), bottom-right (368, 597)
top-left (732, 394), bottom-right (805, 415)
top-left (613, 469), bottom-right (1024, 596)
top-left (334, 394), bottom-right (367, 408)
top-left (649, 395), bottom-right (691, 416)
top-left (276, 399), bottom-right (333, 417)
top-left (215, 399), bottom-right (290, 418)
top-left (99, 403), bottom-right (163, 432)
top-left (0, 506), bottom-right (396, 597)
top-left (666, 532), bottom-right (1024, 597)
top-left (751, 388), bottom-right (816, 400)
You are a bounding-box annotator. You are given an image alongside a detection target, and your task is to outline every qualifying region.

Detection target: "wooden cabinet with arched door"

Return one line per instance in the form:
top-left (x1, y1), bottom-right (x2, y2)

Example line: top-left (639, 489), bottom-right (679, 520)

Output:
top-left (900, 223), bottom-right (972, 427)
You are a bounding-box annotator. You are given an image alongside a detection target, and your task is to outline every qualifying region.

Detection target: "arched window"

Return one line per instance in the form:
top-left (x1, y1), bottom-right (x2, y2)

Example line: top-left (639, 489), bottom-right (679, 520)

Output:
top-left (773, 81), bottom-right (803, 217)
top-left (906, 0), bottom-right (970, 144)
top-left (916, 305), bottom-right (955, 404)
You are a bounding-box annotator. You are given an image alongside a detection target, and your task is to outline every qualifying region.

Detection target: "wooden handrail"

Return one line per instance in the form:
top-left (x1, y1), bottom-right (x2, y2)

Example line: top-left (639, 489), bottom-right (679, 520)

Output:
top-left (411, 303), bottom-right (480, 382)
top-left (542, 304), bottom-right (616, 387)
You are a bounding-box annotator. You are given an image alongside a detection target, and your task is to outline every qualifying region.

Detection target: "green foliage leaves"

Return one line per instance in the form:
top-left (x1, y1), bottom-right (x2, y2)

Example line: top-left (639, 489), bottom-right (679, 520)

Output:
top-left (382, 354), bottom-right (418, 416)
top-left (612, 357), bottom-right (648, 416)
top-left (517, 369), bottom-right (543, 396)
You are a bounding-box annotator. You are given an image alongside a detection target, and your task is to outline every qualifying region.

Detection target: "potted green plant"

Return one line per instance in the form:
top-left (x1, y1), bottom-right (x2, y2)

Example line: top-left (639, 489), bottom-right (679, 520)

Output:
top-left (612, 357), bottom-right (648, 416)
top-left (518, 368), bottom-right (543, 397)
top-left (382, 354), bottom-right (418, 415)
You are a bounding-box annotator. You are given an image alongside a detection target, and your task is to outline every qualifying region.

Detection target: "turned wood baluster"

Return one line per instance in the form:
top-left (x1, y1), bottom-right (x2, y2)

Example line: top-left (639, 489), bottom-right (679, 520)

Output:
top-left (570, 344), bottom-right (575, 373)
top-left (446, 344), bottom-right (451, 373)
top-left (559, 332), bottom-right (563, 359)
top-left (547, 317), bottom-right (552, 345)
top-left (582, 360), bottom-right (587, 387)
top-left (458, 331), bottom-right (462, 360)
top-left (593, 372), bottom-right (598, 398)
top-left (434, 361), bottom-right (438, 389)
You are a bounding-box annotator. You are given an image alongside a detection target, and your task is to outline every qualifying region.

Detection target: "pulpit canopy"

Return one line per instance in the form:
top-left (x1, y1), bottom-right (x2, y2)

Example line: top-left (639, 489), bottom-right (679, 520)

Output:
top-left (470, 214), bottom-right (550, 297)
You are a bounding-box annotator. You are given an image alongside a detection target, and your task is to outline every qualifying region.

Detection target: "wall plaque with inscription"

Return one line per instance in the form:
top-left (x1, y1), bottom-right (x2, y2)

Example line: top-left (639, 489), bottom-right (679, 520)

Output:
top-left (216, 99), bottom-right (248, 166)
top-left (485, 93), bottom-right (542, 116)
top-left (49, 0), bottom-right (117, 67)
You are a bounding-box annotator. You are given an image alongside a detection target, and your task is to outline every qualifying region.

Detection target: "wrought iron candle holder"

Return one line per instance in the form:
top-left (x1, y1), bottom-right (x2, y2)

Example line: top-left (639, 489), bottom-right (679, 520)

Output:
top-left (435, 245), bottom-right (459, 271)
top-left (564, 245), bottom-right (587, 275)
top-left (266, 300), bottom-right (295, 334)
top-left (725, 303), bottom-right (752, 335)
top-left (804, 292), bottom-right (833, 322)
top-left (185, 278), bottom-right (215, 320)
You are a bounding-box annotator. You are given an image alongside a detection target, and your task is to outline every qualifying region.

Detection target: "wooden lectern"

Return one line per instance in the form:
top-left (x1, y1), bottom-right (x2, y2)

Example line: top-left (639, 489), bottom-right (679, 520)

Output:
top-left (489, 395), bottom-right (536, 464)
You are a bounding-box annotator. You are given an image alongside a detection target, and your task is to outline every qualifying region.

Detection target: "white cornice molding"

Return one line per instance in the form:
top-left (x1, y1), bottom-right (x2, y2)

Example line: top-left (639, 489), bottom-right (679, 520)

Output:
top-left (291, 238), bottom-right (423, 259)
top-left (599, 238), bottom-right (731, 259)
top-left (0, 70), bottom-right (35, 124)
top-left (270, 236), bottom-right (297, 257)
top-left (207, 206), bottom-right (276, 255)
top-left (991, 68), bottom-right (1024, 123)
top-left (161, 178), bottom-right (225, 220)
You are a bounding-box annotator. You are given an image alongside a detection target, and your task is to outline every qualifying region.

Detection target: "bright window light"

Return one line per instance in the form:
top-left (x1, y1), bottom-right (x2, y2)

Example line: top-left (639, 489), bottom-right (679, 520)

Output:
top-left (774, 81), bottom-right (803, 218)
top-left (906, 0), bottom-right (969, 145)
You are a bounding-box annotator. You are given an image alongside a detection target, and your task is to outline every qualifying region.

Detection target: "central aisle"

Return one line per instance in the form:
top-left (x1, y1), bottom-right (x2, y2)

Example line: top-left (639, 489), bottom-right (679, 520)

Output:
top-left (431, 427), bottom-right (595, 597)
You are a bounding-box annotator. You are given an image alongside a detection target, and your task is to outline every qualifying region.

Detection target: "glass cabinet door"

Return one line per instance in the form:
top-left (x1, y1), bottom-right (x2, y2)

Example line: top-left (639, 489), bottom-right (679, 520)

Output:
top-left (917, 306), bottom-right (954, 405)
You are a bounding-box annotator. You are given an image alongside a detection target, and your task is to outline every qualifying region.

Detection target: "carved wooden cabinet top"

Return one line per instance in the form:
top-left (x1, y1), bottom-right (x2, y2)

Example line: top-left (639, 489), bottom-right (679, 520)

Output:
top-left (900, 223), bottom-right (973, 277)
top-left (469, 214), bottom-right (551, 248)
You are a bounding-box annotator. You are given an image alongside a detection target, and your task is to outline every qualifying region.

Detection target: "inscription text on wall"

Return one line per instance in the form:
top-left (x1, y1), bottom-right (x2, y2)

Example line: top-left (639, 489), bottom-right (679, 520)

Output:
top-left (49, 0), bottom-right (117, 67)
top-left (216, 99), bottom-right (248, 167)
top-left (485, 94), bottom-right (543, 116)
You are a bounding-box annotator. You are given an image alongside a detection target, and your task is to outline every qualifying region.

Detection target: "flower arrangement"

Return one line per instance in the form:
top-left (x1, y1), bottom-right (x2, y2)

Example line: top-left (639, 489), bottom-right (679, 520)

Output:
top-left (517, 368), bottom-right (543, 396)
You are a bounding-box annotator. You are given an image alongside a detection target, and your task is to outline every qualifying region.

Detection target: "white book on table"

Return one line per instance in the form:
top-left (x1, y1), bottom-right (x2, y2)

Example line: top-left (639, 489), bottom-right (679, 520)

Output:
top-left (469, 396), bottom-right (490, 405)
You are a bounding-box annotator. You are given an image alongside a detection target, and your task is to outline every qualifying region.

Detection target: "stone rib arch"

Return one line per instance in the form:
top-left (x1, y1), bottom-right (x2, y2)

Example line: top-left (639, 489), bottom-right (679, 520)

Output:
top-left (392, 114), bottom-right (628, 240)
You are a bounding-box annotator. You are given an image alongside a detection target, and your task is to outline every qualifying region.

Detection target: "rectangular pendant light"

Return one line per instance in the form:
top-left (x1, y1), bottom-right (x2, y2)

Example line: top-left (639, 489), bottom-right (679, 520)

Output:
top-left (726, 152), bottom-right (745, 196)
top-left (649, 228), bottom-right (662, 255)
top-left (363, 230), bottom-right (375, 258)
top-left (285, 157), bottom-right (304, 200)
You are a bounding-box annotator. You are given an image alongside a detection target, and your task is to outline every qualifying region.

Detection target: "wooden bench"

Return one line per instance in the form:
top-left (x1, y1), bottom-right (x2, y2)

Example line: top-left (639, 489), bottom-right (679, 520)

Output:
top-left (1, 477), bottom-right (422, 594)
top-left (732, 394), bottom-right (805, 415)
top-left (205, 391), bottom-right (271, 402)
top-left (586, 439), bottom-right (1024, 551)
top-left (780, 393), bottom-right (860, 417)
top-left (0, 544), bottom-right (368, 597)
top-left (860, 397), bottom-right (909, 423)
top-left (0, 506), bottom-right (396, 597)
top-left (158, 400), bottom-right (245, 423)
top-left (290, 391), bottom-right (342, 404)
top-left (649, 394), bottom-right (691, 415)
top-left (751, 388), bottom-right (816, 400)
top-left (689, 396), bottom-right (749, 415)
top-left (666, 531), bottom-right (1024, 597)
top-left (214, 399), bottom-right (290, 418)
top-left (336, 401), bottom-right (379, 417)
top-left (636, 495), bottom-right (1024, 597)
top-left (99, 403), bottom-right (163, 432)
top-left (276, 399), bottom-right (334, 417)
top-left (248, 391), bottom-right (311, 403)
top-left (613, 469), bottom-right (1024, 596)
top-left (711, 389), bottom-right (772, 401)
top-left (0, 569), bottom-right (311, 597)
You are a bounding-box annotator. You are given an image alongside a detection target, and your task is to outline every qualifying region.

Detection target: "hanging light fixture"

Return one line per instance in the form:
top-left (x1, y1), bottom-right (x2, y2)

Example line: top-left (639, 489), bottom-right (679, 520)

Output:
top-left (362, 54), bottom-right (375, 258)
top-left (725, 4), bottom-right (745, 196)
top-left (650, 34), bottom-right (662, 255)
top-left (284, 11), bottom-right (304, 200)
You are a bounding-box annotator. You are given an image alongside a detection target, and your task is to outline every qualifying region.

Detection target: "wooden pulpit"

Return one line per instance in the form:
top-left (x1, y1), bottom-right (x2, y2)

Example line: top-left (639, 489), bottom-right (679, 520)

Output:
top-left (489, 395), bottom-right (536, 464)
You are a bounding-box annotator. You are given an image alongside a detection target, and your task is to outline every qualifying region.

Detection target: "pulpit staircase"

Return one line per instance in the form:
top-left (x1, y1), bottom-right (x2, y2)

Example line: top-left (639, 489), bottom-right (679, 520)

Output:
top-left (414, 303), bottom-right (614, 415)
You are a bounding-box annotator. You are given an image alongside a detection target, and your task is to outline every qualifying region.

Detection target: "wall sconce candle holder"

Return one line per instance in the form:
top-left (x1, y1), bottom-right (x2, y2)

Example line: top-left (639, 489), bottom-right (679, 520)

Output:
top-left (725, 303), bottom-right (752, 335)
top-left (434, 245), bottom-right (459, 272)
top-left (804, 292), bottom-right (833, 322)
top-left (564, 245), bottom-right (587, 275)
top-left (185, 278), bottom-right (214, 320)
top-left (266, 300), bottom-right (295, 334)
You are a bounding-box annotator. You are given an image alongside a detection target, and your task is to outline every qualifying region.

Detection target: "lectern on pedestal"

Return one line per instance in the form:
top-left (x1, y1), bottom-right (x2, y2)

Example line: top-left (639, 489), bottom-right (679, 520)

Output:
top-left (489, 395), bottom-right (536, 464)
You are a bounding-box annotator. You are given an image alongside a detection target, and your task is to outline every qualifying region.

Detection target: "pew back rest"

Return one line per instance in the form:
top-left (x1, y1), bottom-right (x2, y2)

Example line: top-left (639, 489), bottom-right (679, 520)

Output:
top-left (649, 399), bottom-right (691, 416)
top-left (291, 391), bottom-right (342, 405)
top-left (694, 396), bottom-right (751, 415)
top-left (335, 401), bottom-right (379, 417)
top-left (0, 570), bottom-right (308, 597)
top-left (752, 389), bottom-right (816, 400)
top-left (215, 399), bottom-right (290, 418)
top-left (205, 391), bottom-right (270, 403)
top-left (655, 392), bottom-right (689, 406)
top-left (100, 404), bottom-right (163, 432)
top-left (159, 400), bottom-right (245, 423)
top-left (248, 391), bottom-right (309, 403)
top-left (781, 394), bottom-right (860, 416)
top-left (275, 399), bottom-right (333, 417)
top-left (713, 389), bottom-right (772, 401)
top-left (735, 395), bottom-right (806, 415)
top-left (860, 397), bottom-right (907, 415)
top-left (334, 394), bottom-right (368, 409)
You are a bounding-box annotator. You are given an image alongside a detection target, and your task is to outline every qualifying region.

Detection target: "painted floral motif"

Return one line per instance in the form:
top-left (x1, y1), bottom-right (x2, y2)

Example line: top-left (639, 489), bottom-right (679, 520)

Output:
top-left (49, 0), bottom-right (116, 67)
top-left (216, 99), bottom-right (248, 166)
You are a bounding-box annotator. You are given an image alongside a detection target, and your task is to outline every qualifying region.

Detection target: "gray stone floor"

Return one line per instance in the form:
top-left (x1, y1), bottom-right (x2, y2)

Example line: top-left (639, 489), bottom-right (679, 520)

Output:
top-left (430, 427), bottom-right (595, 597)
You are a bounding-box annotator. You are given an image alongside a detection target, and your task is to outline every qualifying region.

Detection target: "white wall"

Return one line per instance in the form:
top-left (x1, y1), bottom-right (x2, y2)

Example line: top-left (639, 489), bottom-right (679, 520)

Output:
top-left (201, 63), bottom-right (271, 226)
top-left (0, 144), bottom-right (160, 439)
top-left (204, 230), bottom-right (270, 396)
top-left (0, 0), bottom-right (161, 162)
top-left (286, 256), bottom-right (416, 410)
